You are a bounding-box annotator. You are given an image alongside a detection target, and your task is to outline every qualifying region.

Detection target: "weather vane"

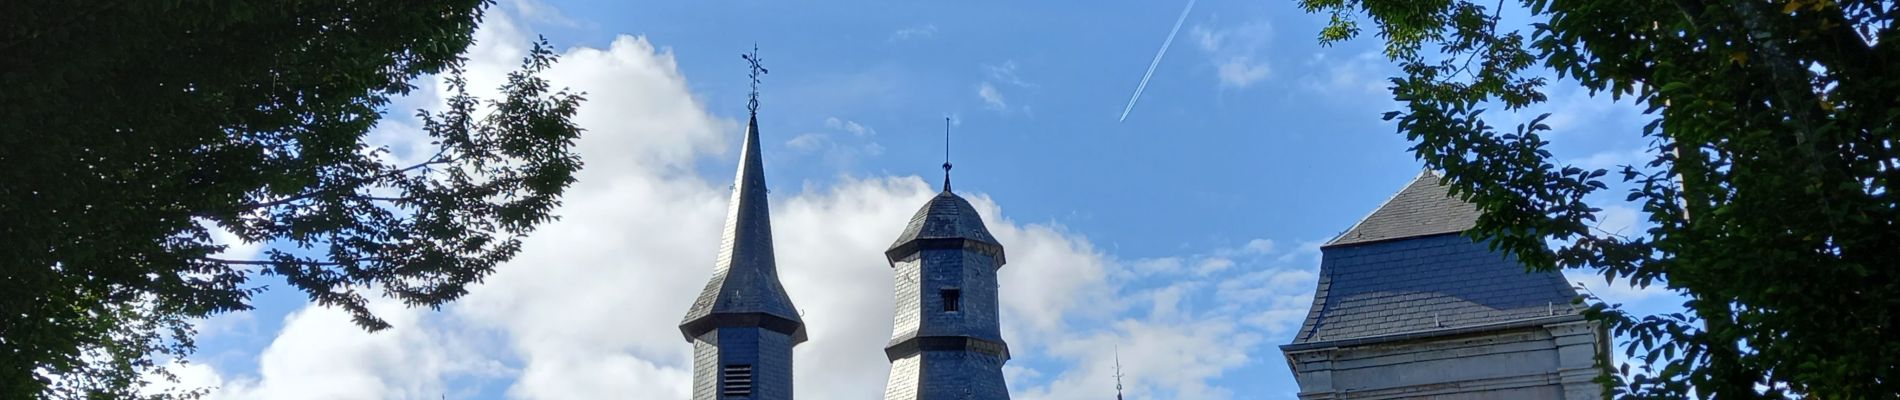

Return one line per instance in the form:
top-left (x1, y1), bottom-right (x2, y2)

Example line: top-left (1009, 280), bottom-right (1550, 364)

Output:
top-left (942, 116), bottom-right (954, 192)
top-left (1114, 347), bottom-right (1126, 400)
top-left (742, 44), bottom-right (768, 115)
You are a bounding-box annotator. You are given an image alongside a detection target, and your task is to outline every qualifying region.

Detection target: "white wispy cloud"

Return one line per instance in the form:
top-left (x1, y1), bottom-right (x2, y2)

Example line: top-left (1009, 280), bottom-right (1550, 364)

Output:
top-left (1298, 50), bottom-right (1394, 108)
top-left (1011, 236), bottom-right (1321, 400)
top-left (1216, 61), bottom-right (1270, 88)
top-left (978, 61), bottom-right (1035, 114)
top-left (507, 0), bottom-right (584, 28)
top-left (887, 23), bottom-right (938, 42)
top-left (825, 116), bottom-right (877, 137)
top-left (1241, 238), bottom-right (1276, 255)
top-left (984, 61), bottom-right (1035, 89)
top-left (1189, 20), bottom-right (1273, 89)
top-left (792, 117), bottom-right (883, 167)
top-left (786, 133), bottom-right (827, 151)
top-left (979, 82), bottom-right (1008, 111)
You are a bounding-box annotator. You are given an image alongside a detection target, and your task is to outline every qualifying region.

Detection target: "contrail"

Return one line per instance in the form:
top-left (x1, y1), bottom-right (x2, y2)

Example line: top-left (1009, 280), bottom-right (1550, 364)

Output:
top-left (1120, 0), bottom-right (1197, 122)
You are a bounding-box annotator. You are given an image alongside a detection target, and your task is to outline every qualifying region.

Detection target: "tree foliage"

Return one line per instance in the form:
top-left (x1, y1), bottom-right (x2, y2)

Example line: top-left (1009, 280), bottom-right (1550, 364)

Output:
top-left (1299, 0), bottom-right (1897, 397)
top-left (0, 1), bottom-right (584, 397)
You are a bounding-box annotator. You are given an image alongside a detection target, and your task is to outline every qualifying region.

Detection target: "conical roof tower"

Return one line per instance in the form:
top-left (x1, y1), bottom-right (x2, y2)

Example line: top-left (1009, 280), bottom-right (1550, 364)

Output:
top-left (881, 122), bottom-right (1012, 400)
top-left (679, 47), bottom-right (804, 400)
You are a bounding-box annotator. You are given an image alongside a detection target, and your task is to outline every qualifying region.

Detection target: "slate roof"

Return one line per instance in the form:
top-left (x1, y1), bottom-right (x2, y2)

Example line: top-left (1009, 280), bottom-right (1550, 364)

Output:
top-left (885, 188), bottom-right (1007, 264)
top-left (680, 115), bottom-right (806, 343)
top-left (1327, 170), bottom-right (1482, 246)
top-left (1289, 171), bottom-right (1580, 346)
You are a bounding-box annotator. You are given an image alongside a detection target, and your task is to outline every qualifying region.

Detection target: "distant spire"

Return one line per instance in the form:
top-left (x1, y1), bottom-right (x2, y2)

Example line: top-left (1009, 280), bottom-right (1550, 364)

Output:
top-left (742, 44), bottom-right (768, 116)
top-left (942, 116), bottom-right (953, 192)
top-left (1114, 348), bottom-right (1126, 400)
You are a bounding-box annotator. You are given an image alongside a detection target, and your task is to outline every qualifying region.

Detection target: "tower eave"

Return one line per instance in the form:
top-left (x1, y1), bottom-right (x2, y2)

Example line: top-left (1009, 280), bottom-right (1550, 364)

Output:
top-left (883, 237), bottom-right (1008, 266)
top-left (679, 311), bottom-right (809, 344)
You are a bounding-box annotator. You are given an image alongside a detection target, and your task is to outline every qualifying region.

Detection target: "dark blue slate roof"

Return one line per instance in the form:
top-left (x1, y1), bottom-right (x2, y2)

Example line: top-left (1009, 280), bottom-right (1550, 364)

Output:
top-left (1328, 170), bottom-right (1482, 246)
top-left (1291, 172), bottom-right (1579, 345)
top-left (680, 115), bottom-right (805, 343)
top-left (885, 190), bottom-right (1006, 264)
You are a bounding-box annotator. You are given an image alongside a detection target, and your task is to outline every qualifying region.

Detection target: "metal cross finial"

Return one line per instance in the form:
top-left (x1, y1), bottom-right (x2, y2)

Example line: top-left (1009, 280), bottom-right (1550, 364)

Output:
top-left (1114, 347), bottom-right (1126, 400)
top-left (942, 116), bottom-right (953, 192)
top-left (742, 44), bottom-right (768, 115)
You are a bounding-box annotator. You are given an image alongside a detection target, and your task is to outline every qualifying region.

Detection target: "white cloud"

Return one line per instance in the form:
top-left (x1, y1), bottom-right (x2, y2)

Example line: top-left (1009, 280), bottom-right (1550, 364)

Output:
top-left (1190, 21), bottom-right (1274, 89)
top-left (1194, 257), bottom-right (1236, 275)
top-left (507, 0), bottom-right (583, 28)
top-left (786, 133), bottom-right (827, 151)
top-left (887, 24), bottom-right (938, 42)
top-left (140, 361), bottom-right (223, 399)
top-left (1301, 50), bottom-right (1390, 98)
top-left (1241, 238), bottom-right (1276, 255)
top-left (1129, 257), bottom-right (1184, 276)
top-left (1571, 147), bottom-right (1652, 173)
top-left (213, 302), bottom-right (504, 400)
top-left (1529, 84), bottom-right (1649, 137)
top-left (825, 116), bottom-right (877, 137)
top-left (979, 82), bottom-right (1008, 110)
top-left (1594, 204), bottom-right (1643, 238)
top-left (1276, 240), bottom-right (1324, 264)
top-left (984, 61), bottom-right (1035, 89)
top-left (1215, 59), bottom-right (1270, 88)
top-left (1001, 235), bottom-right (1323, 400)
top-left (793, 117), bottom-right (883, 167)
top-left (977, 61), bottom-right (1035, 113)
top-left (1565, 269), bottom-right (1670, 304)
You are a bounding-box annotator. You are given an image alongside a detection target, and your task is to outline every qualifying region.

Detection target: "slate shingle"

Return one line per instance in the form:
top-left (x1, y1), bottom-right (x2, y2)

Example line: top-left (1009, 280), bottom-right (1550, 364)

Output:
top-left (679, 115), bottom-right (806, 343)
top-left (889, 190), bottom-right (1002, 250)
top-left (1328, 170), bottom-right (1482, 246)
top-left (1292, 172), bottom-right (1581, 345)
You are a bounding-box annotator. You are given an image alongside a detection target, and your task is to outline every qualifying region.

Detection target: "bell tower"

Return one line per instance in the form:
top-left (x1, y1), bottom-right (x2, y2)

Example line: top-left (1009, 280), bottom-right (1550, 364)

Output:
top-left (881, 122), bottom-right (1011, 399)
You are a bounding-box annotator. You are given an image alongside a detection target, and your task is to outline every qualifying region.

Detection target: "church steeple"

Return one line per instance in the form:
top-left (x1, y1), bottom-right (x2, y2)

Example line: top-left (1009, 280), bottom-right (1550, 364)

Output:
top-left (881, 129), bottom-right (1012, 399)
top-left (679, 47), bottom-right (804, 400)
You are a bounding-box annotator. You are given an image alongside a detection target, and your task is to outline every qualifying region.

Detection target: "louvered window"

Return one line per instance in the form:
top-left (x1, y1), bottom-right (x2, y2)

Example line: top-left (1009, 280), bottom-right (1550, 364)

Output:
top-left (721, 364), bottom-right (753, 397)
top-left (942, 289), bottom-right (961, 312)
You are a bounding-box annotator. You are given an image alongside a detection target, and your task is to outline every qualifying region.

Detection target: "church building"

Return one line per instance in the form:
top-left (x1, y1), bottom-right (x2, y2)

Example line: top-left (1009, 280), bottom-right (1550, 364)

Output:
top-left (1280, 171), bottom-right (1609, 399)
top-left (679, 53), bottom-right (1014, 400)
top-left (675, 49), bottom-right (1607, 400)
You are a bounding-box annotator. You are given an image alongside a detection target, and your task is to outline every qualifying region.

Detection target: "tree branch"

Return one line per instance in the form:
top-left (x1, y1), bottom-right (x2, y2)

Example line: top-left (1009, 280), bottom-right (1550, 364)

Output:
top-left (200, 257), bottom-right (382, 267)
top-left (237, 151), bottom-right (452, 211)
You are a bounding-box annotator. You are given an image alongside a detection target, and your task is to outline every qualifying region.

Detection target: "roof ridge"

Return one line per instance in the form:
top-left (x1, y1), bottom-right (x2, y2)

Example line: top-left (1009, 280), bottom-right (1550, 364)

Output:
top-left (1326, 169), bottom-right (1443, 246)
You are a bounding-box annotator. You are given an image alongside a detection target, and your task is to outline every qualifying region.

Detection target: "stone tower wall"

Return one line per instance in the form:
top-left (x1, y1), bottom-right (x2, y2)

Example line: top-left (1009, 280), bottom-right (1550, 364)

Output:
top-left (691, 329), bottom-right (796, 400)
top-left (884, 246), bottom-right (1010, 400)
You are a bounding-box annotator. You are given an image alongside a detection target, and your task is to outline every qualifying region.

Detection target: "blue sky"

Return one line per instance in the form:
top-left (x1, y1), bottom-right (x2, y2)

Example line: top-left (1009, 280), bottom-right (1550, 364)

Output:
top-left (166, 1), bottom-right (1683, 399)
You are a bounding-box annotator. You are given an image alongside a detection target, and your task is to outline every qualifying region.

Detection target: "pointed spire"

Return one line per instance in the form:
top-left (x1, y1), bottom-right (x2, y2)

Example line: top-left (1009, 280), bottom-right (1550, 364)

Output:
top-left (725, 46), bottom-right (773, 282)
top-left (724, 114), bottom-right (772, 276)
top-left (942, 116), bottom-right (954, 192)
top-left (679, 45), bottom-right (804, 344)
